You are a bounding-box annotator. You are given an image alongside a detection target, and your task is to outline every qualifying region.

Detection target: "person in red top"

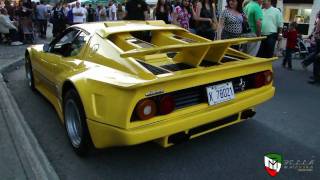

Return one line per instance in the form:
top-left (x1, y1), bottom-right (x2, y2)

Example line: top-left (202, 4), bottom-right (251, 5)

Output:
top-left (282, 22), bottom-right (298, 70)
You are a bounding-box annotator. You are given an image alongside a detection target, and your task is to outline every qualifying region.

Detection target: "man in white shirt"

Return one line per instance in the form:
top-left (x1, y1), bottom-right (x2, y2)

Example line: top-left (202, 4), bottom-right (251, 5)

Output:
top-left (81, 4), bottom-right (87, 22)
top-left (72, 1), bottom-right (84, 24)
top-left (108, 0), bottom-right (117, 21)
top-left (257, 0), bottom-right (283, 58)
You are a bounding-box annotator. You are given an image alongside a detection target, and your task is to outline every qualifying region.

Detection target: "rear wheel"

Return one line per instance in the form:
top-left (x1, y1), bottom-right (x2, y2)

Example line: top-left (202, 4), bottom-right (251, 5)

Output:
top-left (25, 54), bottom-right (35, 90)
top-left (64, 89), bottom-right (92, 156)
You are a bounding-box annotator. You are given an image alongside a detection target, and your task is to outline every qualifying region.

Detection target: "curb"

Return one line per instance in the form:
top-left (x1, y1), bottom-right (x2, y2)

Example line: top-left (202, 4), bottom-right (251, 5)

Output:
top-left (0, 66), bottom-right (59, 179)
top-left (0, 56), bottom-right (25, 74)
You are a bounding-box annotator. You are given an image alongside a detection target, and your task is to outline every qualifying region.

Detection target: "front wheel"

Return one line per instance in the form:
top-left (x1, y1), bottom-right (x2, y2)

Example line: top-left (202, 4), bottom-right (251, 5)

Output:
top-left (64, 89), bottom-right (92, 156)
top-left (25, 54), bottom-right (35, 90)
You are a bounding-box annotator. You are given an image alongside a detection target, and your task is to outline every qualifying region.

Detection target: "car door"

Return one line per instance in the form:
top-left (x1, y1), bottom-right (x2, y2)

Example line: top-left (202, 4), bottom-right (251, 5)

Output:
top-left (37, 28), bottom-right (82, 96)
top-left (51, 31), bottom-right (90, 90)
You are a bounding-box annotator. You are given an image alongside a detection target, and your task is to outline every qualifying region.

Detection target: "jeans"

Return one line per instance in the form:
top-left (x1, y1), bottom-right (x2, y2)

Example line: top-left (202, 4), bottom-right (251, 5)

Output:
top-left (38, 19), bottom-right (47, 37)
top-left (282, 48), bottom-right (293, 68)
top-left (257, 33), bottom-right (278, 58)
top-left (9, 29), bottom-right (19, 42)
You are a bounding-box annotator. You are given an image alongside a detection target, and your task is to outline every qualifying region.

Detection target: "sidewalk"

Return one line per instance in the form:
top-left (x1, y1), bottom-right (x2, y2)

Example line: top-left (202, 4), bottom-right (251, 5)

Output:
top-left (0, 26), bottom-right (59, 179)
top-left (0, 104), bottom-right (26, 179)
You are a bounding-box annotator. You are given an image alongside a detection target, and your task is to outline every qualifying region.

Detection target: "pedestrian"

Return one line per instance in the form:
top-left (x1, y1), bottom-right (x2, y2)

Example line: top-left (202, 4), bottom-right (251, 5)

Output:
top-left (95, 5), bottom-right (101, 21)
top-left (0, 8), bottom-right (23, 45)
top-left (188, 0), bottom-right (199, 34)
top-left (194, 0), bottom-right (217, 40)
top-left (72, 1), bottom-right (85, 24)
top-left (124, 0), bottom-right (148, 20)
top-left (51, 3), bottom-right (66, 37)
top-left (282, 22), bottom-right (298, 70)
top-left (301, 32), bottom-right (317, 70)
top-left (217, 0), bottom-right (243, 41)
top-left (98, 5), bottom-right (107, 21)
top-left (108, 0), bottom-right (117, 21)
top-left (67, 4), bottom-right (74, 25)
top-left (304, 11), bottom-right (320, 84)
top-left (4, 0), bottom-right (15, 19)
top-left (243, 0), bottom-right (263, 56)
top-left (16, 0), bottom-right (34, 43)
top-left (256, 0), bottom-right (283, 58)
top-left (172, 0), bottom-right (192, 30)
top-left (117, 3), bottom-right (125, 20)
top-left (36, 0), bottom-right (48, 39)
top-left (153, 0), bottom-right (170, 24)
top-left (63, 3), bottom-right (69, 17)
top-left (81, 4), bottom-right (87, 22)
top-left (154, 0), bottom-right (171, 24)
top-left (87, 4), bottom-right (95, 22)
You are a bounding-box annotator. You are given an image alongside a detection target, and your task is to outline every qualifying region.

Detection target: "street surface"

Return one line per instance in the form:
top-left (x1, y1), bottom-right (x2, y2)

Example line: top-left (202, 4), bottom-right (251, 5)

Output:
top-left (4, 59), bottom-right (320, 180)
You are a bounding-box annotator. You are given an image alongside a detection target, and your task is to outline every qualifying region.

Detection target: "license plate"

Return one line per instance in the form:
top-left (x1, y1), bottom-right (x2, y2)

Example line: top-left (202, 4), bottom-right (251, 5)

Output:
top-left (206, 82), bottom-right (235, 106)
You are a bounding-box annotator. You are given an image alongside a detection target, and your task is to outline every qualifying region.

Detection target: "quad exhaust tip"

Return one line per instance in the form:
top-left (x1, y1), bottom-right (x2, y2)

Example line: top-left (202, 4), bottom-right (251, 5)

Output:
top-left (240, 109), bottom-right (256, 119)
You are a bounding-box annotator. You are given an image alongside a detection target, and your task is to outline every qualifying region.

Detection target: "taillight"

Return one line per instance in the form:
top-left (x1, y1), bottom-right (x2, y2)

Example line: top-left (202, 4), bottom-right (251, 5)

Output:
top-left (254, 70), bottom-right (273, 88)
top-left (135, 99), bottom-right (157, 120)
top-left (264, 70), bottom-right (273, 84)
top-left (158, 95), bottom-right (175, 115)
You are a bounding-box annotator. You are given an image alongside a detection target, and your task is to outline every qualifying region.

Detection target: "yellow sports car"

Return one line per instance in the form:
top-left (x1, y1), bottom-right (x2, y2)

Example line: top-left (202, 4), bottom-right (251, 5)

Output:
top-left (25, 21), bottom-right (275, 155)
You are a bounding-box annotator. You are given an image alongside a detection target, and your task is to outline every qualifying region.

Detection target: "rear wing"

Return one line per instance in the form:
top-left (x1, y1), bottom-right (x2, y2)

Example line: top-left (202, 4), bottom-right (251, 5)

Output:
top-left (120, 37), bottom-right (266, 67)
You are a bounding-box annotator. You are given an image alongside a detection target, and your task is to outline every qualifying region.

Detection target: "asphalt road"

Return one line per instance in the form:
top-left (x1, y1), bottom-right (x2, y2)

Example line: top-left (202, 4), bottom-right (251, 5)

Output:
top-left (5, 59), bottom-right (320, 180)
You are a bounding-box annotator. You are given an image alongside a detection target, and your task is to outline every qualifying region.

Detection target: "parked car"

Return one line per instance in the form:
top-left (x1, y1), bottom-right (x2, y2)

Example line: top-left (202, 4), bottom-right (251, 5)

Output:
top-left (25, 21), bottom-right (275, 155)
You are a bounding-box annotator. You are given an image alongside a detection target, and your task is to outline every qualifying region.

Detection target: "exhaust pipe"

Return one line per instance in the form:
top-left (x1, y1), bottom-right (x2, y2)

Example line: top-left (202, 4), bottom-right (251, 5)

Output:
top-left (241, 109), bottom-right (256, 119)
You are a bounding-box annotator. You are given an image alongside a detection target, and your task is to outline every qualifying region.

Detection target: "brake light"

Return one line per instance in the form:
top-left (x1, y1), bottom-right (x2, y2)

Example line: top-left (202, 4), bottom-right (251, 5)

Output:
top-left (158, 95), bottom-right (175, 115)
top-left (135, 99), bottom-right (157, 120)
top-left (254, 70), bottom-right (273, 88)
top-left (264, 70), bottom-right (273, 84)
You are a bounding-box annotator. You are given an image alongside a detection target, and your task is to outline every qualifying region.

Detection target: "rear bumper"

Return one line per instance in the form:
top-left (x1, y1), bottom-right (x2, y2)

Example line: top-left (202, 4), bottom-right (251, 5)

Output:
top-left (87, 86), bottom-right (275, 148)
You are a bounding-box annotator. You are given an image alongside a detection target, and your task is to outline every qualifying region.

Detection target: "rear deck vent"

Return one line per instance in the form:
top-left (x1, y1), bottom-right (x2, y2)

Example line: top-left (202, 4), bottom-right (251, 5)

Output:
top-left (137, 61), bottom-right (169, 75)
top-left (200, 60), bottom-right (219, 67)
top-left (221, 55), bottom-right (246, 63)
top-left (161, 63), bottom-right (193, 72)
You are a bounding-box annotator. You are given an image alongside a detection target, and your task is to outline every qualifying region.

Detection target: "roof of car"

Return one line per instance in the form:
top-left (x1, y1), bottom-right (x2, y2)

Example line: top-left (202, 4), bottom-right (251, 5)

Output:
top-left (72, 21), bottom-right (186, 38)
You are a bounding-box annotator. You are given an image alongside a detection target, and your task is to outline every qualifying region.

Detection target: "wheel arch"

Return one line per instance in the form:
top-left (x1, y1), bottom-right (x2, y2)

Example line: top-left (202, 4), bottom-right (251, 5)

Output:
top-left (25, 48), bottom-right (32, 59)
top-left (62, 80), bottom-right (77, 100)
top-left (61, 79), bottom-right (89, 122)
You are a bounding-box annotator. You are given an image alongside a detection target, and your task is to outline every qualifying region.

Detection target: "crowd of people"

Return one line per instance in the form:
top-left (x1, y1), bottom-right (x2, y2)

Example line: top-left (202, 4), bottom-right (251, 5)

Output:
top-left (0, 0), bottom-right (319, 84)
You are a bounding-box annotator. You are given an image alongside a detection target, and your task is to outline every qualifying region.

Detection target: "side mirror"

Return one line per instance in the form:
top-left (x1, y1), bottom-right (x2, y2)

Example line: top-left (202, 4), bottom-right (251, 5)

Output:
top-left (43, 43), bottom-right (50, 52)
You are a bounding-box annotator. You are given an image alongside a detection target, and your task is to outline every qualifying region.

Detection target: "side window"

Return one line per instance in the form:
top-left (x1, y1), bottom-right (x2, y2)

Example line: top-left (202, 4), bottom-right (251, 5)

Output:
top-left (50, 29), bottom-right (79, 56)
top-left (69, 32), bottom-right (88, 57)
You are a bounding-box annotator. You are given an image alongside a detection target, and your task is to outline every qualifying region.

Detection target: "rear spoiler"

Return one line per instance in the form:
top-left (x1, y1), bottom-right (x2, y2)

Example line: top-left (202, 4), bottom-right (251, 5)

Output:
top-left (120, 37), bottom-right (265, 67)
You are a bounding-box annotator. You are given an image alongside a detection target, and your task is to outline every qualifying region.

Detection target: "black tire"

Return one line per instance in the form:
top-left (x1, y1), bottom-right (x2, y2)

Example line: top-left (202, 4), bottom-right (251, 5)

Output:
top-left (63, 89), bottom-right (92, 156)
top-left (25, 54), bottom-right (35, 90)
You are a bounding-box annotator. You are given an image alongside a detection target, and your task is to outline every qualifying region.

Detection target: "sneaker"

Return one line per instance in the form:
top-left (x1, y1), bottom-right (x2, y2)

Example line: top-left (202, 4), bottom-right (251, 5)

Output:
top-left (11, 41), bottom-right (23, 46)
